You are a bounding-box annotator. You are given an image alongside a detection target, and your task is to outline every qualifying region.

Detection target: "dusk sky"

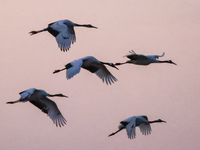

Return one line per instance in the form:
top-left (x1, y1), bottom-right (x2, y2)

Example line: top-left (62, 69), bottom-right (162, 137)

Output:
top-left (1, 0), bottom-right (200, 150)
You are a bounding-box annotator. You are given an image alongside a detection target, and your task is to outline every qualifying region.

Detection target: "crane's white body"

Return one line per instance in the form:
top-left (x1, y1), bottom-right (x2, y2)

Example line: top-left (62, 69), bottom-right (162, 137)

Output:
top-left (66, 56), bottom-right (87, 79)
top-left (50, 20), bottom-right (76, 51)
top-left (109, 115), bottom-right (166, 139)
top-left (57, 56), bottom-right (118, 85)
top-left (120, 115), bottom-right (152, 139)
top-left (19, 88), bottom-right (36, 102)
top-left (7, 88), bottom-right (67, 127)
top-left (30, 19), bottom-right (97, 51)
top-left (125, 51), bottom-right (165, 65)
top-left (66, 56), bottom-right (100, 79)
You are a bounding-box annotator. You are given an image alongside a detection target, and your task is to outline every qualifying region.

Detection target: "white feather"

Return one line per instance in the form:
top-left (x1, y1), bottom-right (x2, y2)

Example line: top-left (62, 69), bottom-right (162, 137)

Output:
top-left (147, 52), bottom-right (165, 60)
top-left (66, 59), bottom-right (83, 79)
top-left (7, 88), bottom-right (67, 127)
top-left (125, 118), bottom-right (136, 139)
top-left (51, 21), bottom-right (75, 51)
top-left (20, 88), bottom-right (36, 101)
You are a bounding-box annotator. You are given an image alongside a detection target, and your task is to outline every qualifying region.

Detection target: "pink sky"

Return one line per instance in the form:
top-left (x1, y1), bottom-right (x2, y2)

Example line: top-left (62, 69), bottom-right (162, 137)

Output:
top-left (1, 0), bottom-right (200, 150)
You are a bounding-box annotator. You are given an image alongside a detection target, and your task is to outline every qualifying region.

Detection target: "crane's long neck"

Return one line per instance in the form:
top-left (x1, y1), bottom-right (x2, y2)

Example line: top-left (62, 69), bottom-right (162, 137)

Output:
top-left (158, 60), bottom-right (170, 63)
top-left (75, 24), bottom-right (89, 27)
top-left (148, 119), bottom-right (163, 124)
top-left (48, 94), bottom-right (68, 98)
top-left (75, 24), bottom-right (97, 28)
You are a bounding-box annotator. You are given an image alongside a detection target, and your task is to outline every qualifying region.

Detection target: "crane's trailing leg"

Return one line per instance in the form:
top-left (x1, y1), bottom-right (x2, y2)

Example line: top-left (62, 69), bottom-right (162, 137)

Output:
top-left (29, 28), bottom-right (48, 35)
top-left (6, 100), bottom-right (20, 104)
top-left (115, 62), bottom-right (126, 66)
top-left (108, 128), bottom-right (123, 137)
top-left (53, 68), bottom-right (66, 74)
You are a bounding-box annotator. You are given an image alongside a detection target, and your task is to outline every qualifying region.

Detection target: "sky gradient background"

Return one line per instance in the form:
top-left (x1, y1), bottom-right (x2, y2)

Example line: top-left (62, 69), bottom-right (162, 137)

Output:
top-left (1, 0), bottom-right (200, 150)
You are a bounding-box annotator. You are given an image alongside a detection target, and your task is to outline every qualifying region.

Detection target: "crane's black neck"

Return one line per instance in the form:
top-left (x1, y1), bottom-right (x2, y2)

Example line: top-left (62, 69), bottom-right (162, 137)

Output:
top-left (158, 60), bottom-right (170, 63)
top-left (75, 24), bottom-right (97, 28)
top-left (158, 60), bottom-right (177, 65)
top-left (148, 119), bottom-right (164, 124)
top-left (48, 94), bottom-right (68, 98)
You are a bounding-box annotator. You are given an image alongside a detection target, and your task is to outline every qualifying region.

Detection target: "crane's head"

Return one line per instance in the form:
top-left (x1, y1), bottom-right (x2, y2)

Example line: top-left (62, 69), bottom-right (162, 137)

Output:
top-left (157, 119), bottom-right (166, 123)
top-left (85, 24), bottom-right (98, 28)
top-left (167, 60), bottom-right (177, 65)
top-left (56, 94), bottom-right (68, 98)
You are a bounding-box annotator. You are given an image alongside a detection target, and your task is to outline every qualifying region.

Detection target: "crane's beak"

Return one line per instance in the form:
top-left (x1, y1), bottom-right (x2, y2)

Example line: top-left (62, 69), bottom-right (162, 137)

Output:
top-left (172, 62), bottom-right (177, 65)
top-left (113, 65), bottom-right (119, 70)
top-left (63, 95), bottom-right (68, 98)
top-left (92, 26), bottom-right (98, 29)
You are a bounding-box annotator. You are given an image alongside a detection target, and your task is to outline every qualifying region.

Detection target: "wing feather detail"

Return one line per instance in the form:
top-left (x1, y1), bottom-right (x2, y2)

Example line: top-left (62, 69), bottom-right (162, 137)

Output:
top-left (29, 97), bottom-right (66, 127)
top-left (50, 21), bottom-right (76, 51)
top-left (125, 118), bottom-right (137, 139)
top-left (94, 65), bottom-right (117, 85)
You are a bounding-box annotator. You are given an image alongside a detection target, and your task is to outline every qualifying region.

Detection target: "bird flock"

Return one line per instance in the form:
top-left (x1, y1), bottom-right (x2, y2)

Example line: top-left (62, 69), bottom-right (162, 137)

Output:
top-left (7, 19), bottom-right (176, 139)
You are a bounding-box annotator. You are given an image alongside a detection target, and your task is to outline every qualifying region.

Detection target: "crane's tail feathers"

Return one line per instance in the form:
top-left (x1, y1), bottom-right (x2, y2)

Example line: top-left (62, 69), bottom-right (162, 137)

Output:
top-left (160, 52), bottom-right (165, 57)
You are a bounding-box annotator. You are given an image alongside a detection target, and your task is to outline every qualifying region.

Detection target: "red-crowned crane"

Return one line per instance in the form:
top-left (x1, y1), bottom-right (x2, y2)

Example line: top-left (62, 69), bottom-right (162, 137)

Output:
top-left (53, 56), bottom-right (118, 85)
top-left (7, 88), bottom-right (67, 127)
top-left (115, 50), bottom-right (176, 66)
top-left (108, 115), bottom-right (166, 139)
top-left (29, 19), bottom-right (97, 51)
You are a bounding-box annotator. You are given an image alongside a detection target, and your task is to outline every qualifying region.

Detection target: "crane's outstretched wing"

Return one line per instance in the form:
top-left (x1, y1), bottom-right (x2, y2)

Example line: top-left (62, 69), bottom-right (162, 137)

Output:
top-left (125, 117), bottom-right (137, 139)
top-left (124, 51), bottom-right (148, 60)
top-left (49, 21), bottom-right (76, 51)
top-left (83, 57), bottom-right (117, 84)
top-left (29, 97), bottom-right (66, 127)
top-left (95, 65), bottom-right (117, 85)
top-left (138, 123), bottom-right (152, 135)
top-left (137, 115), bottom-right (151, 135)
